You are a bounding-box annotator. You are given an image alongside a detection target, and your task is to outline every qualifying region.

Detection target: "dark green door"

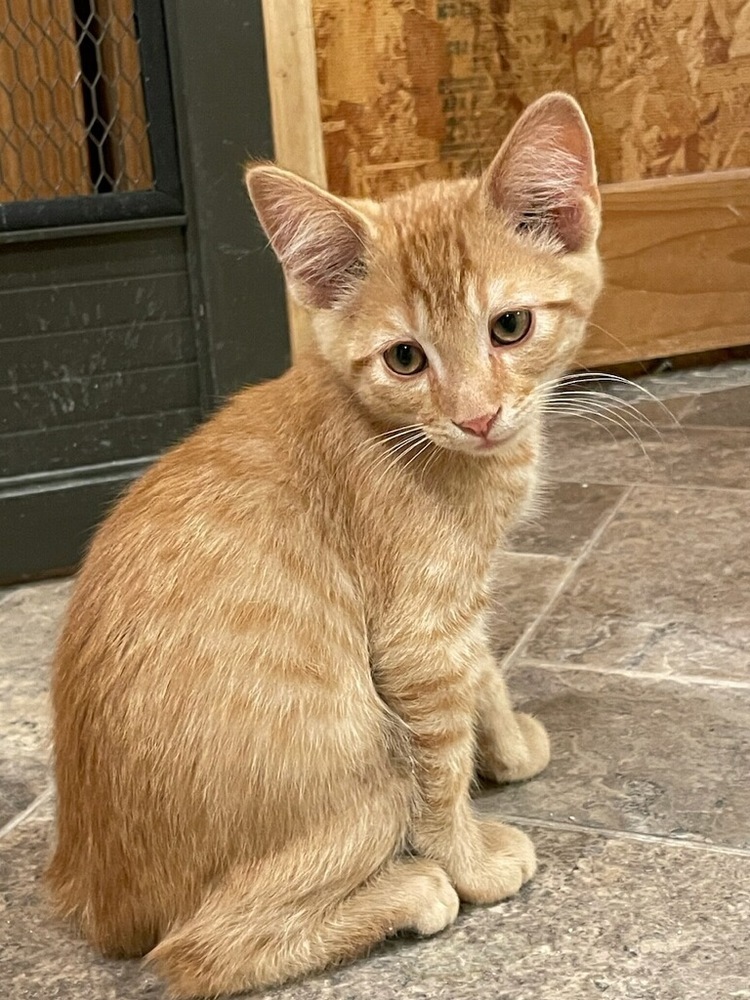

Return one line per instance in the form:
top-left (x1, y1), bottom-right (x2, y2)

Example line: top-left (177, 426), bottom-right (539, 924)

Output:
top-left (0, 0), bottom-right (289, 582)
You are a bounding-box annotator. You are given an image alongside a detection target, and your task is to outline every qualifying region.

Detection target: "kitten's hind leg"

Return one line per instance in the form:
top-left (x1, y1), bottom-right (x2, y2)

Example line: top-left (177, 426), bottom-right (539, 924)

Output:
top-left (147, 807), bottom-right (458, 997)
top-left (150, 860), bottom-right (457, 998)
top-left (475, 658), bottom-right (550, 784)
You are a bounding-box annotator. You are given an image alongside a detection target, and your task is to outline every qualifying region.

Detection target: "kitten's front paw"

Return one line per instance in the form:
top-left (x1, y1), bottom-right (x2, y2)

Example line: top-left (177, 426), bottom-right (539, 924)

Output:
top-left (397, 859), bottom-right (460, 937)
top-left (478, 712), bottom-right (550, 784)
top-left (451, 820), bottom-right (536, 906)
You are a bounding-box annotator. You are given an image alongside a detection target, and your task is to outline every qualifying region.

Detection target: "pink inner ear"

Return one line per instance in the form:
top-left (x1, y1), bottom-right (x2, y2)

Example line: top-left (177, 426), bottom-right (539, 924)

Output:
top-left (557, 116), bottom-right (595, 186)
top-left (247, 167), bottom-right (368, 310)
top-left (280, 207), bottom-right (366, 310)
top-left (485, 95), bottom-right (599, 253)
top-left (548, 202), bottom-right (589, 254)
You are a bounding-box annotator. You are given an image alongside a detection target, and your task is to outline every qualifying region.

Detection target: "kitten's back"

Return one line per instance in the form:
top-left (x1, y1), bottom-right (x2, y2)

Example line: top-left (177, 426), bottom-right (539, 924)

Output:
top-left (48, 361), bottom-right (402, 953)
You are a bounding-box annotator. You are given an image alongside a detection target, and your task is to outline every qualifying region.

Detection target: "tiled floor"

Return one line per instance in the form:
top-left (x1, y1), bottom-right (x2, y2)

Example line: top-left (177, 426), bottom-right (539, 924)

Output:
top-left (2, 373), bottom-right (749, 999)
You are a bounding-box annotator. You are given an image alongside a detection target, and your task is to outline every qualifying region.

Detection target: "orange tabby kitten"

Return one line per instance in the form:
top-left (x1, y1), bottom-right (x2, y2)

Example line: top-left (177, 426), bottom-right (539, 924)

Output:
top-left (47, 93), bottom-right (602, 997)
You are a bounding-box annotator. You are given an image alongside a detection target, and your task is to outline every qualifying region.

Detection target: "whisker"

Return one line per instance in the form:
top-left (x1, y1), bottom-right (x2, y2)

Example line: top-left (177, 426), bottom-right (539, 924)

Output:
top-left (528, 370), bottom-right (681, 462)
top-left (542, 400), bottom-right (651, 460)
top-left (343, 424), bottom-right (424, 467)
top-left (584, 320), bottom-right (644, 365)
top-left (365, 433), bottom-right (426, 482)
top-left (570, 405), bottom-right (650, 456)
top-left (362, 431), bottom-right (423, 459)
top-left (371, 435), bottom-right (430, 492)
top-left (539, 404), bottom-right (620, 444)
top-left (555, 372), bottom-right (681, 425)
top-left (365, 436), bottom-right (422, 473)
top-left (400, 440), bottom-right (434, 476)
top-left (369, 423), bottom-right (424, 442)
top-left (419, 446), bottom-right (441, 480)
top-left (557, 388), bottom-right (659, 425)
top-left (554, 390), bottom-right (665, 445)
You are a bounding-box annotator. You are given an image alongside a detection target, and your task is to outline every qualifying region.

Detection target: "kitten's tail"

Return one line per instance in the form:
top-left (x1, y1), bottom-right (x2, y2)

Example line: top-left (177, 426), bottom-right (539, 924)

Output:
top-left (146, 789), bottom-right (457, 998)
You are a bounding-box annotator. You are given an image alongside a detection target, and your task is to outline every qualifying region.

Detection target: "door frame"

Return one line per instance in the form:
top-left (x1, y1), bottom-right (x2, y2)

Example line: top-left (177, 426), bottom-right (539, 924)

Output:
top-left (163, 0), bottom-right (290, 403)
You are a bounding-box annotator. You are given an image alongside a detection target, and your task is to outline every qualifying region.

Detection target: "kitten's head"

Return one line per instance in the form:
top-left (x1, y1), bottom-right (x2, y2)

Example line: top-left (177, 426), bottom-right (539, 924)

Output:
top-left (246, 93), bottom-right (602, 456)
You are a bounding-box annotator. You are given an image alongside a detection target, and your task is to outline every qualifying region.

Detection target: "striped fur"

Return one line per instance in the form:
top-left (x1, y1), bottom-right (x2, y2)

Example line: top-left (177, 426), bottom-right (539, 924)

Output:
top-left (47, 93), bottom-right (602, 997)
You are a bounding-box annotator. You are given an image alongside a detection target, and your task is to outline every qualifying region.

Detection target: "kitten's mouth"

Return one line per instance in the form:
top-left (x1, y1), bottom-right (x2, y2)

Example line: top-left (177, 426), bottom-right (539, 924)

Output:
top-left (473, 426), bottom-right (521, 453)
top-left (432, 425), bottom-right (523, 455)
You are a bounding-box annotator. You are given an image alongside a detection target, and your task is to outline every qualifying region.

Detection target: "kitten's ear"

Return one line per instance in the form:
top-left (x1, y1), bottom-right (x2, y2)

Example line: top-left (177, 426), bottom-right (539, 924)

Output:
top-left (482, 93), bottom-right (600, 253)
top-left (245, 165), bottom-right (370, 309)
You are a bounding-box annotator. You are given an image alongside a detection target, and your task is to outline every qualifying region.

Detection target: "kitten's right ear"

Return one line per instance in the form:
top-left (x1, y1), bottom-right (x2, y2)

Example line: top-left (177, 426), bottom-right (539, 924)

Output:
top-left (245, 164), bottom-right (370, 310)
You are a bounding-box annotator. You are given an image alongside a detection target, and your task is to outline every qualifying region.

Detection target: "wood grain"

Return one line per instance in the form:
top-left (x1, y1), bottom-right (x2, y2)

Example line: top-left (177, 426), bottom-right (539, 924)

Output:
top-left (261, 0), bottom-right (328, 357)
top-left (0, 0), bottom-right (90, 201)
top-left (313, 0), bottom-right (750, 191)
top-left (579, 170), bottom-right (750, 367)
top-left (261, 0), bottom-right (326, 185)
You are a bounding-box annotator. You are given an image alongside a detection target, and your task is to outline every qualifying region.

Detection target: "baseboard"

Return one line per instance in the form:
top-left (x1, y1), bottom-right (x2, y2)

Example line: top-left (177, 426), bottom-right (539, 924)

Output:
top-left (0, 460), bottom-right (151, 583)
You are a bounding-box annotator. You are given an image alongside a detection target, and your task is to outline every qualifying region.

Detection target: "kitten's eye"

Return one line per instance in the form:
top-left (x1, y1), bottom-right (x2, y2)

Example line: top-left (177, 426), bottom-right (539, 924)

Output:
top-left (490, 309), bottom-right (533, 346)
top-left (383, 342), bottom-right (428, 376)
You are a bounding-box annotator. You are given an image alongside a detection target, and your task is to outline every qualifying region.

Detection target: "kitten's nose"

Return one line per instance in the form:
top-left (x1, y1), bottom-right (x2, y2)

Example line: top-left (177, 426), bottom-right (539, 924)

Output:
top-left (454, 409), bottom-right (499, 438)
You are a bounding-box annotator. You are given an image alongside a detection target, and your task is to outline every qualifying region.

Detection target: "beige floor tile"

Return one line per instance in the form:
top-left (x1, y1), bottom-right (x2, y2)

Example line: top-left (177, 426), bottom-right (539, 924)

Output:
top-left (0, 581), bottom-right (70, 825)
top-left (543, 420), bottom-right (750, 491)
top-left (0, 579), bottom-right (72, 667)
top-left (678, 384), bottom-right (750, 428)
top-left (489, 553), bottom-right (569, 658)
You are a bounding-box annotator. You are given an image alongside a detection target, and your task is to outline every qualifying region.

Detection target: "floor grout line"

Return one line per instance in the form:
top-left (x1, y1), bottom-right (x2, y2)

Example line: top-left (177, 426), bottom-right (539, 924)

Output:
top-left (504, 551), bottom-right (570, 562)
top-left (548, 477), bottom-right (750, 495)
top-left (663, 422), bottom-right (750, 433)
top-left (495, 812), bottom-right (750, 858)
top-left (501, 485), bottom-right (635, 672)
top-left (607, 423), bottom-right (750, 438)
top-left (0, 785), bottom-right (53, 840)
top-left (515, 657), bottom-right (750, 691)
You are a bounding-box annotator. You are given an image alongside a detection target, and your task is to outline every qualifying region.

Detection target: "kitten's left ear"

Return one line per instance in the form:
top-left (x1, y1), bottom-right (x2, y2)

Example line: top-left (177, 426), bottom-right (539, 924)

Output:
top-left (245, 164), bottom-right (370, 309)
top-left (482, 93), bottom-right (601, 253)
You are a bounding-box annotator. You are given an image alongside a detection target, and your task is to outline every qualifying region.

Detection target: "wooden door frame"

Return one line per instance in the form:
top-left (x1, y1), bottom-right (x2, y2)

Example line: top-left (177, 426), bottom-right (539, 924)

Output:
top-left (261, 1), bottom-right (750, 368)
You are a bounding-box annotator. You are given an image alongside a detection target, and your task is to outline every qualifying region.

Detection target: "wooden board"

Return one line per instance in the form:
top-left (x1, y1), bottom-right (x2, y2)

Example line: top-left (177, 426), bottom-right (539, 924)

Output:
top-left (261, 0), bottom-right (327, 357)
top-left (580, 169), bottom-right (750, 367)
top-left (262, 0), bottom-right (326, 185)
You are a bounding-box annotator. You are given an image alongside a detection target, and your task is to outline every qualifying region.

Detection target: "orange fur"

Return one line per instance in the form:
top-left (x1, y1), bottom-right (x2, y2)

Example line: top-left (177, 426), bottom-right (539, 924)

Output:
top-left (47, 93), bottom-right (602, 997)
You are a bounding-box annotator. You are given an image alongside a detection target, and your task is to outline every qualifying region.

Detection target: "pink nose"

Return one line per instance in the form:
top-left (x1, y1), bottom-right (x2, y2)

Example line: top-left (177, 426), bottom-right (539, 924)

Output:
top-left (454, 410), bottom-right (499, 438)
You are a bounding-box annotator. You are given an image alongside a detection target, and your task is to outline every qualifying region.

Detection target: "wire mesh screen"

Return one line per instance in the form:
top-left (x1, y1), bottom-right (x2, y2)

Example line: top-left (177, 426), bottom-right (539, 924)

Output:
top-left (0, 0), bottom-right (154, 203)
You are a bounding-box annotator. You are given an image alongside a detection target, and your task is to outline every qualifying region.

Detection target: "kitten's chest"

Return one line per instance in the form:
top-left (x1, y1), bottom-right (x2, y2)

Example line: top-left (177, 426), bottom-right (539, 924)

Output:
top-left (349, 434), bottom-right (538, 613)
top-left (364, 482), bottom-right (515, 613)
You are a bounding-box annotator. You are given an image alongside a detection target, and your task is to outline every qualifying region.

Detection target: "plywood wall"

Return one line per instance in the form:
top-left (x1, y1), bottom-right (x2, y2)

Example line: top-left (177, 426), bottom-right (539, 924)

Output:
top-left (313, 0), bottom-right (750, 198)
